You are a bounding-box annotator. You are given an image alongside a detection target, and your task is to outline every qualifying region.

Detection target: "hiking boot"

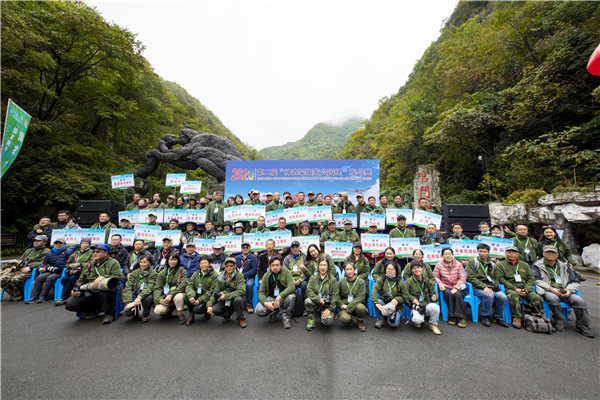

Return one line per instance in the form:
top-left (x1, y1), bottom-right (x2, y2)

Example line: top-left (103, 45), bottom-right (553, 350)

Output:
top-left (375, 318), bottom-right (385, 329)
top-left (202, 314), bottom-right (211, 321)
top-left (246, 305), bottom-right (254, 314)
top-left (282, 315), bottom-right (291, 329)
top-left (576, 324), bottom-right (595, 338)
top-left (306, 319), bottom-right (316, 331)
top-left (413, 322), bottom-right (422, 328)
top-left (512, 318), bottom-right (522, 329)
top-left (347, 319), bottom-right (355, 327)
top-left (222, 317), bottom-right (230, 323)
top-left (85, 311), bottom-right (98, 320)
top-left (54, 298), bottom-right (67, 306)
top-left (430, 325), bottom-right (441, 335)
top-left (573, 269), bottom-right (587, 282)
top-left (554, 322), bottom-right (566, 332)
top-left (481, 317), bottom-right (491, 327)
top-left (269, 311), bottom-right (278, 323)
top-left (457, 319), bottom-right (467, 328)
top-left (12, 296), bottom-right (23, 302)
top-left (357, 319), bottom-right (366, 332)
top-left (25, 298), bottom-right (38, 304)
top-left (142, 316), bottom-right (150, 323)
top-left (495, 319), bottom-right (509, 328)
top-left (186, 313), bottom-right (195, 326)
top-left (37, 297), bottom-right (46, 303)
top-left (66, 295), bottom-right (74, 301)
top-left (239, 318), bottom-right (247, 328)
top-left (178, 313), bottom-right (186, 325)
top-left (448, 317), bottom-right (456, 325)
top-left (103, 315), bottom-right (115, 324)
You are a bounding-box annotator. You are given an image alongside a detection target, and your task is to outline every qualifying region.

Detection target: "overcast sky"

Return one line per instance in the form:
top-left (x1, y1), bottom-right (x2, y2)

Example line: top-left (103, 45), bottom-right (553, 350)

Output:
top-left (87, 1), bottom-right (458, 151)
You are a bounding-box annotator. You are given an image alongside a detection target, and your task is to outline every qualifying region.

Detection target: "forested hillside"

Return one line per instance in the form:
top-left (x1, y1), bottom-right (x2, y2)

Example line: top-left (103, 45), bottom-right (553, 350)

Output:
top-left (259, 118), bottom-right (362, 160)
top-left (338, 1), bottom-right (600, 204)
top-left (0, 1), bottom-right (259, 240)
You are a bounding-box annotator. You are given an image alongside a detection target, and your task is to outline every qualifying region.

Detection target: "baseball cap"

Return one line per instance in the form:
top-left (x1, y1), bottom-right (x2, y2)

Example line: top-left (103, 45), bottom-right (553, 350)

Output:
top-left (241, 241), bottom-right (251, 247)
top-left (34, 235), bottom-right (48, 241)
top-left (308, 191), bottom-right (315, 195)
top-left (291, 240), bottom-right (300, 247)
top-left (542, 245), bottom-right (558, 253)
top-left (162, 237), bottom-right (172, 242)
top-left (212, 242), bottom-right (224, 249)
top-left (224, 257), bottom-right (236, 265)
top-left (397, 214), bottom-right (406, 220)
top-left (505, 245), bottom-right (519, 252)
top-left (186, 242), bottom-right (196, 247)
top-left (92, 244), bottom-right (110, 252)
top-left (54, 237), bottom-right (66, 244)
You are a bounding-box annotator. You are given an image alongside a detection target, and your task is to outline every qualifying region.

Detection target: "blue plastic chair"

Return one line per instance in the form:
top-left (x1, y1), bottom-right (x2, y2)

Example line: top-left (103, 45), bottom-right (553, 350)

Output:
top-left (53, 270), bottom-right (67, 301)
top-left (367, 274), bottom-right (376, 317)
top-left (463, 282), bottom-right (481, 323)
top-left (437, 284), bottom-right (449, 321)
top-left (541, 288), bottom-right (580, 321)
top-left (253, 281), bottom-right (260, 309)
top-left (498, 284), bottom-right (513, 323)
top-left (335, 265), bottom-right (343, 281)
top-left (23, 268), bottom-right (39, 302)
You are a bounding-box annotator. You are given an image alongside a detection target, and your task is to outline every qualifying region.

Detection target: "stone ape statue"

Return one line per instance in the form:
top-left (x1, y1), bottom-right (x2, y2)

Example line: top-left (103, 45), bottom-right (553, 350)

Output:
top-left (134, 129), bottom-right (242, 193)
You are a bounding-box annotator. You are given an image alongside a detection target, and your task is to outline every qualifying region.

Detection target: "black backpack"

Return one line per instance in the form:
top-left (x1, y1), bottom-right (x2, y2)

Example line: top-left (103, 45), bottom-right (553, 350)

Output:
top-left (291, 288), bottom-right (304, 318)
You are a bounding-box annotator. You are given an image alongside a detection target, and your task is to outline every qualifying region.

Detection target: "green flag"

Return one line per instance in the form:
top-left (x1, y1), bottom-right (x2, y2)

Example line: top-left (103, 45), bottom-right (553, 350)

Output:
top-left (1, 99), bottom-right (31, 178)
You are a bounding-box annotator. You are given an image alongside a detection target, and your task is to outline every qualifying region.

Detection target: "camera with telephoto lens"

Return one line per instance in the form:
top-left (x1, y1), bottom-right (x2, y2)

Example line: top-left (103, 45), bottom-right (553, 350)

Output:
top-left (383, 293), bottom-right (394, 304)
top-left (412, 303), bottom-right (426, 316)
top-left (322, 295), bottom-right (331, 307)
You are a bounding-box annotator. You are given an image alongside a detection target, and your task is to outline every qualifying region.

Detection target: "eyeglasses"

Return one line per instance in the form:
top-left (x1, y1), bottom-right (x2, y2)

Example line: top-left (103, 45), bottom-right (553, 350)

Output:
top-left (92, 250), bottom-right (105, 253)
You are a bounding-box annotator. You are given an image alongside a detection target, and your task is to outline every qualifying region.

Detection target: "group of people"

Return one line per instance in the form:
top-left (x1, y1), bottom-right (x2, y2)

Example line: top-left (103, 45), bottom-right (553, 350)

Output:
top-left (1, 190), bottom-right (593, 338)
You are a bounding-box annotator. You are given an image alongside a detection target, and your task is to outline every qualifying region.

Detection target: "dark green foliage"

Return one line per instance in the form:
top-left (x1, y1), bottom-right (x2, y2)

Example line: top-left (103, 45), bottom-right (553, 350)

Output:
top-left (259, 119), bottom-right (363, 160)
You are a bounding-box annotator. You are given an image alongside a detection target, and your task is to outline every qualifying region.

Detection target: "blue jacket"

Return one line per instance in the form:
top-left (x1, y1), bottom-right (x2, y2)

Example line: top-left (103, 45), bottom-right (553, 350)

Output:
top-left (41, 246), bottom-right (74, 274)
top-left (235, 253), bottom-right (258, 280)
top-left (180, 251), bottom-right (200, 278)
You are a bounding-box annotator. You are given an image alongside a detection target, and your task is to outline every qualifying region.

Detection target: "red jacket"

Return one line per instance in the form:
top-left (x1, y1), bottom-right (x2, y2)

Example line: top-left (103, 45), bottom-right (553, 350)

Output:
top-left (434, 259), bottom-right (466, 290)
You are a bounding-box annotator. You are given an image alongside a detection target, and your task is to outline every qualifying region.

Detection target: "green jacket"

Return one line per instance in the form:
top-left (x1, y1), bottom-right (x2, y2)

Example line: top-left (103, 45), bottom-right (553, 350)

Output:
top-left (305, 199), bottom-right (318, 207)
top-left (126, 202), bottom-right (137, 211)
top-left (207, 270), bottom-right (246, 307)
top-left (535, 239), bottom-right (575, 266)
top-left (320, 229), bottom-right (338, 249)
top-left (370, 276), bottom-right (407, 306)
top-left (258, 267), bottom-right (295, 303)
top-left (283, 252), bottom-right (306, 281)
top-left (123, 268), bottom-right (157, 303)
top-left (512, 235), bottom-right (539, 264)
top-left (90, 221), bottom-right (118, 243)
top-left (153, 266), bottom-right (188, 305)
top-left (448, 233), bottom-right (470, 240)
top-left (76, 256), bottom-right (121, 285)
top-left (494, 259), bottom-right (535, 292)
top-left (303, 254), bottom-right (335, 279)
top-left (265, 200), bottom-right (282, 212)
top-left (65, 248), bottom-right (93, 272)
top-left (338, 275), bottom-right (366, 313)
top-left (293, 201), bottom-right (306, 208)
top-left (306, 273), bottom-right (340, 312)
top-left (405, 275), bottom-right (436, 305)
top-left (205, 200), bottom-right (225, 227)
top-left (3, 247), bottom-right (50, 270)
top-left (372, 259), bottom-right (400, 282)
top-left (389, 226), bottom-right (416, 238)
top-left (249, 226), bottom-right (271, 234)
top-left (332, 201), bottom-right (356, 215)
top-left (335, 229), bottom-right (359, 243)
top-left (402, 261), bottom-right (434, 282)
top-left (185, 269), bottom-right (219, 304)
top-left (343, 255), bottom-right (370, 282)
top-left (466, 257), bottom-right (498, 290)
top-left (245, 200), bottom-right (265, 206)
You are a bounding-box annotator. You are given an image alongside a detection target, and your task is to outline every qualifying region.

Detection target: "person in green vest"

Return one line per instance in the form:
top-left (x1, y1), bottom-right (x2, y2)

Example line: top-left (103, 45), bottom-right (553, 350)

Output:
top-left (90, 212), bottom-right (118, 244)
top-left (320, 220), bottom-right (338, 250)
top-left (305, 258), bottom-right (340, 331)
top-left (126, 193), bottom-right (141, 211)
top-left (405, 260), bottom-right (441, 334)
top-left (535, 225), bottom-right (586, 281)
top-left (371, 263), bottom-right (408, 329)
top-left (414, 197), bottom-right (441, 236)
top-left (164, 195), bottom-right (177, 209)
top-left (207, 257), bottom-right (247, 328)
top-left (372, 247), bottom-right (402, 282)
top-left (494, 245), bottom-right (543, 329)
top-left (387, 194), bottom-right (405, 210)
top-left (303, 244), bottom-right (336, 280)
top-left (153, 252), bottom-right (188, 324)
top-left (305, 191), bottom-right (318, 207)
top-left (296, 222), bottom-right (312, 238)
top-left (123, 254), bottom-right (157, 323)
top-left (1, 235), bottom-right (50, 301)
top-left (389, 215), bottom-right (415, 238)
top-left (338, 263), bottom-right (367, 332)
top-left (293, 191), bottom-right (307, 207)
top-left (205, 190), bottom-right (226, 231)
top-left (185, 255), bottom-right (219, 326)
top-left (266, 192), bottom-right (283, 212)
top-left (332, 192), bottom-right (355, 215)
top-left (255, 254), bottom-right (296, 329)
top-left (343, 242), bottom-right (370, 283)
top-left (511, 224), bottom-right (538, 266)
top-left (273, 217), bottom-right (292, 258)
top-left (336, 220), bottom-right (359, 243)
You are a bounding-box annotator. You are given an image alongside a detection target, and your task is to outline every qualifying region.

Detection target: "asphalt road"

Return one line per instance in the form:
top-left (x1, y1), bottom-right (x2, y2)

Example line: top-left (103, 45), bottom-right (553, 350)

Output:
top-left (2, 277), bottom-right (599, 400)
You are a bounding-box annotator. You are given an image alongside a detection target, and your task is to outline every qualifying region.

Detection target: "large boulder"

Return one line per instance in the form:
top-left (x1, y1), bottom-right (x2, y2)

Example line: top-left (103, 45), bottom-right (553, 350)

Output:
top-left (581, 244), bottom-right (600, 273)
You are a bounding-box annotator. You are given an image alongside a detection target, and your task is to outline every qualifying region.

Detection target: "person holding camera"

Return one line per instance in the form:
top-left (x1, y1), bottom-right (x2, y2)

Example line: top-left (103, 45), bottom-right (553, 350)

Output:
top-left (338, 263), bottom-right (367, 332)
top-left (1, 235), bottom-right (50, 301)
top-left (26, 237), bottom-right (74, 304)
top-left (371, 263), bottom-right (408, 329)
top-left (532, 246), bottom-right (594, 338)
top-left (405, 260), bottom-right (441, 334)
top-left (305, 258), bottom-right (340, 331)
top-left (54, 238), bottom-right (93, 306)
top-left (207, 257), bottom-right (247, 328)
top-left (153, 252), bottom-right (188, 324)
top-left (434, 248), bottom-right (467, 328)
top-left (511, 224), bottom-right (538, 266)
top-left (65, 244), bottom-right (122, 324)
top-left (466, 243), bottom-right (509, 327)
top-left (255, 255), bottom-right (296, 329)
top-left (494, 245), bottom-right (543, 329)
top-left (123, 254), bottom-right (157, 323)
top-left (185, 255), bottom-right (219, 326)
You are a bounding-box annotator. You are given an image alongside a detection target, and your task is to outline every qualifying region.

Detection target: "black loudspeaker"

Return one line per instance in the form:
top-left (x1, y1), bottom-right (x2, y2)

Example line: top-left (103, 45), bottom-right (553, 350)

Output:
top-left (441, 204), bottom-right (490, 239)
top-left (76, 200), bottom-right (124, 228)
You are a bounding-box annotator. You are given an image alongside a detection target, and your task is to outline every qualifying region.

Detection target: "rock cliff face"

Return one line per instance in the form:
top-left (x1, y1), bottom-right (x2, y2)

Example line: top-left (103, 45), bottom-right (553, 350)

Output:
top-left (488, 192), bottom-right (600, 272)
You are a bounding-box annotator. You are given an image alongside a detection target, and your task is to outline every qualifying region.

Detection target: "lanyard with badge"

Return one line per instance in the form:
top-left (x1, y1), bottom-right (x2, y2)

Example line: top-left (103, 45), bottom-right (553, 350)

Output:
top-left (139, 270), bottom-right (148, 290)
top-left (396, 227), bottom-right (407, 238)
top-left (197, 272), bottom-right (205, 294)
top-left (386, 279), bottom-right (397, 296)
top-left (318, 277), bottom-right (328, 298)
top-left (511, 262), bottom-right (522, 283)
top-left (345, 278), bottom-right (358, 303)
top-left (160, 249), bottom-right (169, 267)
top-left (515, 237), bottom-right (532, 257)
top-left (291, 254), bottom-right (300, 272)
top-left (481, 262), bottom-right (494, 283)
top-left (547, 262), bottom-right (561, 284)
top-left (94, 260), bottom-right (108, 277)
top-left (413, 276), bottom-right (426, 302)
top-left (272, 272), bottom-right (281, 297)
top-left (163, 268), bottom-right (174, 295)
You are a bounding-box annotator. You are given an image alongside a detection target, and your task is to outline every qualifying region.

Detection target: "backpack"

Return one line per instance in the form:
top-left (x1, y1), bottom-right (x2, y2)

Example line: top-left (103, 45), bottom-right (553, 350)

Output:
top-left (522, 301), bottom-right (554, 334)
top-left (291, 288), bottom-right (304, 318)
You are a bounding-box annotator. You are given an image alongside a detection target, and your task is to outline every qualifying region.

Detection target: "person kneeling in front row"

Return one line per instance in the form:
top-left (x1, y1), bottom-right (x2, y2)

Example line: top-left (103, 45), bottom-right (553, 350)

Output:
top-left (371, 263), bottom-right (408, 329)
top-left (405, 260), bottom-right (441, 335)
top-left (255, 255), bottom-right (295, 329)
top-left (532, 245), bottom-right (594, 338)
top-left (207, 257), bottom-right (247, 328)
top-left (185, 255), bottom-right (219, 326)
top-left (123, 255), bottom-right (157, 323)
top-left (153, 252), bottom-right (188, 324)
top-left (338, 263), bottom-right (367, 332)
top-left (305, 258), bottom-right (340, 331)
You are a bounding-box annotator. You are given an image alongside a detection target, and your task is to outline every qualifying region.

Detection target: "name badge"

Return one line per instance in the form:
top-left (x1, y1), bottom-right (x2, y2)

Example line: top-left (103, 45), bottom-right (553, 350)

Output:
top-left (318, 291), bottom-right (322, 298)
top-left (348, 294), bottom-right (354, 302)
top-left (140, 283), bottom-right (147, 290)
top-left (293, 264), bottom-right (298, 272)
top-left (160, 259), bottom-right (166, 266)
top-left (419, 295), bottom-right (425, 302)
top-left (225, 299), bottom-right (231, 307)
top-left (514, 274), bottom-right (522, 283)
top-left (314, 270), bottom-right (318, 275)
top-left (524, 248), bottom-right (531, 254)
top-left (554, 276), bottom-right (562, 284)
top-left (486, 276), bottom-right (493, 282)
top-left (163, 285), bottom-right (169, 295)
top-left (197, 286), bottom-right (202, 294)
top-left (274, 287), bottom-right (280, 297)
